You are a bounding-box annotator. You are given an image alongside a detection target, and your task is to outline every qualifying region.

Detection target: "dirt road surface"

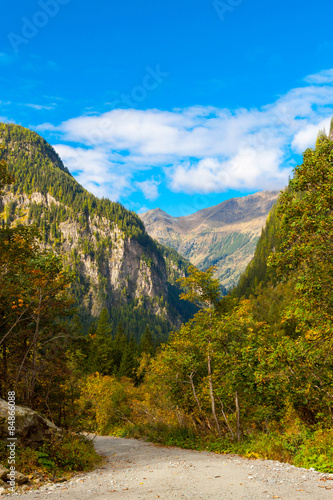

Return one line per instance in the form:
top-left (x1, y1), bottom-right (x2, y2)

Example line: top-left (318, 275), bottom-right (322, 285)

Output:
top-left (17, 435), bottom-right (333, 499)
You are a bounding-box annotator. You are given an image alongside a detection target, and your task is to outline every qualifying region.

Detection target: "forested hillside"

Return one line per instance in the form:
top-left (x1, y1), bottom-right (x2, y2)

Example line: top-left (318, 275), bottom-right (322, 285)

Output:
top-left (0, 123), bottom-right (194, 342)
top-left (231, 202), bottom-right (281, 298)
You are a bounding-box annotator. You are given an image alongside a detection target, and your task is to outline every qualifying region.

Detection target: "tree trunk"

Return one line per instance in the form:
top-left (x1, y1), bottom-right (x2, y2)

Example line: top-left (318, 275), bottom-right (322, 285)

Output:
top-left (207, 352), bottom-right (221, 438)
top-left (235, 391), bottom-right (241, 441)
top-left (27, 291), bottom-right (42, 407)
top-left (189, 371), bottom-right (203, 413)
top-left (189, 371), bottom-right (209, 431)
top-left (218, 396), bottom-right (234, 440)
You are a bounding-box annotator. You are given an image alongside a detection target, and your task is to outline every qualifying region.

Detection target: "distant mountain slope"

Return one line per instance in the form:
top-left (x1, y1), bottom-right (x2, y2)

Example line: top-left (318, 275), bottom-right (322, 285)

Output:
top-left (231, 201), bottom-right (282, 298)
top-left (0, 122), bottom-right (194, 341)
top-left (140, 191), bottom-right (279, 288)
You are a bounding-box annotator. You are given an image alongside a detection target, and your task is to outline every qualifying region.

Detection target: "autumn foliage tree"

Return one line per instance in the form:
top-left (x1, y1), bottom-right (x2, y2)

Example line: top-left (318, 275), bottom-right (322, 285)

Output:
top-left (0, 158), bottom-right (75, 416)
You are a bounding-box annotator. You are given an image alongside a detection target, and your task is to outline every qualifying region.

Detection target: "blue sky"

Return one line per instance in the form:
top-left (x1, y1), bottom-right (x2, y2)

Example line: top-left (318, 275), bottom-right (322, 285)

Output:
top-left (1, 0), bottom-right (333, 216)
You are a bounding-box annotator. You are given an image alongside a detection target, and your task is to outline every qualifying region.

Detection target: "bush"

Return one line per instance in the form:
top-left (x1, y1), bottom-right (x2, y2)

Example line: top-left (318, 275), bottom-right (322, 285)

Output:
top-left (0, 432), bottom-right (102, 478)
top-left (294, 429), bottom-right (333, 473)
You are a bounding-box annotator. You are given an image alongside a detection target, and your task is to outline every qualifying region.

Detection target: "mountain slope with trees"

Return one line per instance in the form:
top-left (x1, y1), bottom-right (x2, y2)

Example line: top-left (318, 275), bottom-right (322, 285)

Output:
top-left (2, 120), bottom-right (333, 478)
top-left (0, 122), bottom-right (194, 342)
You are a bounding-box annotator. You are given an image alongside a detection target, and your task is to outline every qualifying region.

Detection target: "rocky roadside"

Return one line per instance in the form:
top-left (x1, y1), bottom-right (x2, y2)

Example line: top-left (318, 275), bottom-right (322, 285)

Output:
top-left (0, 465), bottom-right (76, 496)
top-left (0, 398), bottom-right (67, 497)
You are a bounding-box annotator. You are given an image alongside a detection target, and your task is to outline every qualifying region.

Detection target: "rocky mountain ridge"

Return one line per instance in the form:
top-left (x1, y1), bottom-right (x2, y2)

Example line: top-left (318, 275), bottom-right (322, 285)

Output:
top-left (140, 191), bottom-right (279, 288)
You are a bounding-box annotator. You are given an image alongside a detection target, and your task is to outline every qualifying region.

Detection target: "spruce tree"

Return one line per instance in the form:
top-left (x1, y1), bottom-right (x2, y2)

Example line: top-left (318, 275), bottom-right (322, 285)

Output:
top-left (140, 326), bottom-right (155, 356)
top-left (87, 308), bottom-right (114, 375)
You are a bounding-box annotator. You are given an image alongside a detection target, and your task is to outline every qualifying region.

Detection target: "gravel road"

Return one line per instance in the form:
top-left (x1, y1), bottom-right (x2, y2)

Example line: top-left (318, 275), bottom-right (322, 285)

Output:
top-left (16, 435), bottom-right (333, 499)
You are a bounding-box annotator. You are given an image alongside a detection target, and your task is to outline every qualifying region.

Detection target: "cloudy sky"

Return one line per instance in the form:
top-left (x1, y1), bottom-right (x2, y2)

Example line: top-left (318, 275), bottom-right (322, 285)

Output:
top-left (1, 0), bottom-right (333, 215)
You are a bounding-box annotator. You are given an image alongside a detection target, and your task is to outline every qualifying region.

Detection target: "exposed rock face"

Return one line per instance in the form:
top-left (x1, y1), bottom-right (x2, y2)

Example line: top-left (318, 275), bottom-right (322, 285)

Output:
top-left (140, 191), bottom-right (279, 289)
top-left (1, 192), bottom-right (170, 319)
top-left (3, 197), bottom-right (169, 319)
top-left (0, 399), bottom-right (61, 448)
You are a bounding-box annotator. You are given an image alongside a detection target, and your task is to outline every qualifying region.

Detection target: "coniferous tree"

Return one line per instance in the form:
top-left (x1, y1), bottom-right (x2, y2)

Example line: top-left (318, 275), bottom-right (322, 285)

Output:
top-left (140, 326), bottom-right (155, 356)
top-left (118, 337), bottom-right (139, 380)
top-left (87, 308), bottom-right (114, 375)
top-left (113, 321), bottom-right (127, 372)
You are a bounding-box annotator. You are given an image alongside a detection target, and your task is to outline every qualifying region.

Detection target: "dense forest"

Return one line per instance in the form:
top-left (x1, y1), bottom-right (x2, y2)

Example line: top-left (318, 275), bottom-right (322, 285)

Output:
top-left (1, 121), bottom-right (333, 476)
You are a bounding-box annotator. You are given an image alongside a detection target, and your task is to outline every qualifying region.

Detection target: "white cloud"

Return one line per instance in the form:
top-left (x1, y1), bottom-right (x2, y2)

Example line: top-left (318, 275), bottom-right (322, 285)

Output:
top-left (136, 179), bottom-right (160, 200)
top-left (35, 122), bottom-right (60, 132)
top-left (169, 148), bottom-right (289, 194)
top-left (53, 144), bottom-right (133, 201)
top-left (137, 205), bottom-right (149, 214)
top-left (25, 103), bottom-right (54, 110)
top-left (38, 68), bottom-right (333, 201)
top-left (292, 117), bottom-right (332, 152)
top-left (304, 69), bottom-right (333, 84)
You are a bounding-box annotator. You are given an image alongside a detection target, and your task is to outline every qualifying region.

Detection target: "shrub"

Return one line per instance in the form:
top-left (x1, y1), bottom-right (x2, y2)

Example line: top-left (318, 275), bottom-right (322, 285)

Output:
top-left (0, 432), bottom-right (102, 478)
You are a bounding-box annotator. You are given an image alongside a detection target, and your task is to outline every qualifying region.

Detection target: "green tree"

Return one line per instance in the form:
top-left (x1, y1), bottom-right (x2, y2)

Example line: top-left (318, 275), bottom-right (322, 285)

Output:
top-left (269, 136), bottom-right (333, 330)
top-left (0, 151), bottom-right (14, 195)
top-left (112, 322), bottom-right (128, 373)
top-left (118, 337), bottom-right (139, 380)
top-left (140, 326), bottom-right (155, 356)
top-left (267, 132), bottom-right (333, 422)
top-left (177, 265), bottom-right (222, 310)
top-left (175, 266), bottom-right (228, 437)
top-left (0, 157), bottom-right (75, 408)
top-left (87, 308), bottom-right (114, 375)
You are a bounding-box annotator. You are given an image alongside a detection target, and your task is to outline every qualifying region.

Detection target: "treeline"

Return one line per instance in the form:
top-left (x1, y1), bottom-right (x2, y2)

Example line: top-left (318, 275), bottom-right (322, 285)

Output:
top-left (0, 123), bottom-right (153, 242)
top-left (0, 155), bottom-right (156, 423)
top-left (231, 202), bottom-right (281, 298)
top-left (0, 156), bottom-right (73, 414)
top-left (83, 309), bottom-right (155, 380)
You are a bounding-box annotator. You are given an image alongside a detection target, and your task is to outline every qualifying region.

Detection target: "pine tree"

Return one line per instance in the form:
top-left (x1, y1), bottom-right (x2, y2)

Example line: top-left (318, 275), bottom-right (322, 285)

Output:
top-left (118, 337), bottom-right (139, 380)
top-left (113, 322), bottom-right (128, 372)
top-left (87, 308), bottom-right (114, 375)
top-left (140, 326), bottom-right (155, 356)
top-left (96, 308), bottom-right (112, 338)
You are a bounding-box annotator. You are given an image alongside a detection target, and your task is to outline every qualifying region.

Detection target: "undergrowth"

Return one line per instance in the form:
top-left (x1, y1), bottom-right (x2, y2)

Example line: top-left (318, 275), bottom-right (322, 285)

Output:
top-left (0, 432), bottom-right (102, 479)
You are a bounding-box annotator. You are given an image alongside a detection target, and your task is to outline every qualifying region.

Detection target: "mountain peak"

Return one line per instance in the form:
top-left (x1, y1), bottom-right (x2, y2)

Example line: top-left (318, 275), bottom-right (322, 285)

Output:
top-left (0, 122), bottom-right (72, 177)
